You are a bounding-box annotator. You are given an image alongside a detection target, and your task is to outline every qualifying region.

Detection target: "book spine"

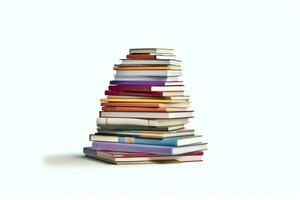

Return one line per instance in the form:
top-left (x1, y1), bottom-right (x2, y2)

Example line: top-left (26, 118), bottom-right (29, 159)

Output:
top-left (118, 136), bottom-right (178, 146)
top-left (109, 85), bottom-right (151, 92)
top-left (126, 54), bottom-right (155, 59)
top-left (102, 107), bottom-right (167, 112)
top-left (92, 142), bottom-right (173, 155)
top-left (105, 90), bottom-right (163, 97)
top-left (97, 117), bottom-right (155, 126)
top-left (101, 102), bottom-right (161, 108)
top-left (110, 81), bottom-right (166, 86)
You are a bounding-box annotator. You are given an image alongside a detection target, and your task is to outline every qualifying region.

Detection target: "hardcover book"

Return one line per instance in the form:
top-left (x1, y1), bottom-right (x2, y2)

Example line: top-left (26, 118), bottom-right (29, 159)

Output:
top-left (129, 48), bottom-right (174, 54)
top-left (92, 142), bottom-right (208, 155)
top-left (97, 117), bottom-right (189, 127)
top-left (83, 147), bottom-right (203, 164)
top-left (94, 129), bottom-right (194, 139)
top-left (109, 85), bottom-right (185, 92)
top-left (110, 81), bottom-right (184, 86)
top-left (89, 135), bottom-right (202, 146)
top-left (99, 111), bottom-right (193, 119)
top-left (115, 70), bottom-right (182, 77)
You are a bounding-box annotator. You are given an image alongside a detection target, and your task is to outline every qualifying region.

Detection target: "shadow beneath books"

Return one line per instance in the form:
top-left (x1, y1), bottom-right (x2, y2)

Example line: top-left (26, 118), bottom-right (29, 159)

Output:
top-left (43, 153), bottom-right (109, 168)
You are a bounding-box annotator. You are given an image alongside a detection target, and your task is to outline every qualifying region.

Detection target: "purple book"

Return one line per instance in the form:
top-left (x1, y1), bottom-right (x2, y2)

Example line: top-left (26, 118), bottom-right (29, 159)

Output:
top-left (110, 80), bottom-right (183, 86)
top-left (92, 141), bottom-right (206, 155)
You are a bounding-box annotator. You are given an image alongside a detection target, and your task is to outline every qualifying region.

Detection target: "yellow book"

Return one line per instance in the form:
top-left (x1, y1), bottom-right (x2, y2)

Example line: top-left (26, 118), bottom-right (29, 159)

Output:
top-left (113, 65), bottom-right (182, 70)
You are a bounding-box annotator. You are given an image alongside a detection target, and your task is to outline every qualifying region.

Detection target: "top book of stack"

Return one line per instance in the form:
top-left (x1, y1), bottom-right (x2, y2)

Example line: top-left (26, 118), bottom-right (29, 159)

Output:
top-left (115, 48), bottom-right (181, 68)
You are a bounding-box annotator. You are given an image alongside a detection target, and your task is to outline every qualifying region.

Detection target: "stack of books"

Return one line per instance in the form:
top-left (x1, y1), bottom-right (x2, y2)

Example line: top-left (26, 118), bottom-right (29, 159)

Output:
top-left (84, 48), bottom-right (207, 164)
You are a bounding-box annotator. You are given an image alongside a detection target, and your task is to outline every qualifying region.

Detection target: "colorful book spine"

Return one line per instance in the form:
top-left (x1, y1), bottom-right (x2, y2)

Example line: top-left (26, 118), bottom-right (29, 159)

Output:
top-left (105, 90), bottom-right (164, 97)
top-left (91, 136), bottom-right (199, 146)
top-left (126, 54), bottom-right (156, 59)
top-left (92, 141), bottom-right (176, 155)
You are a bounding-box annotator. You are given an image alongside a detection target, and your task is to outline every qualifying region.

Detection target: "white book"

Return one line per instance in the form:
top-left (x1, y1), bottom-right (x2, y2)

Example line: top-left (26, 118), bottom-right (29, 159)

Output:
top-left (100, 111), bottom-right (193, 119)
top-left (114, 76), bottom-right (179, 81)
top-left (116, 70), bottom-right (182, 77)
top-left (97, 117), bottom-right (189, 127)
top-left (121, 59), bottom-right (181, 66)
top-left (95, 129), bottom-right (194, 139)
top-left (129, 48), bottom-right (173, 54)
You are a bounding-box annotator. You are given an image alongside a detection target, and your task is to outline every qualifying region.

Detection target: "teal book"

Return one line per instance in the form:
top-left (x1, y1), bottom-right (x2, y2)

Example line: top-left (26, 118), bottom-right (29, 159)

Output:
top-left (89, 135), bottom-right (202, 147)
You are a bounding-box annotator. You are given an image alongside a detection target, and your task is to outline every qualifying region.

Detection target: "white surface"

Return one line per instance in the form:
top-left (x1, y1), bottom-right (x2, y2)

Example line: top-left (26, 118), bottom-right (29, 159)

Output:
top-left (0, 0), bottom-right (298, 199)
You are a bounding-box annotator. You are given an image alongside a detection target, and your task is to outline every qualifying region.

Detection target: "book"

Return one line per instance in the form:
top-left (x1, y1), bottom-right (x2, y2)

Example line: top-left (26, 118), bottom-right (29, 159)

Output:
top-left (105, 90), bottom-right (184, 97)
top-left (102, 106), bottom-right (187, 112)
top-left (109, 85), bottom-right (185, 92)
top-left (96, 117), bottom-right (189, 127)
top-left (129, 48), bottom-right (173, 54)
top-left (126, 54), bottom-right (176, 60)
top-left (97, 124), bottom-right (185, 132)
top-left (101, 98), bottom-right (189, 103)
top-left (95, 129), bottom-right (194, 138)
top-left (101, 102), bottom-right (190, 108)
top-left (110, 81), bottom-right (184, 86)
top-left (114, 76), bottom-right (179, 82)
top-left (89, 135), bottom-right (202, 146)
top-left (92, 142), bottom-right (208, 155)
top-left (114, 65), bottom-right (181, 70)
top-left (106, 95), bottom-right (190, 100)
top-left (83, 147), bottom-right (203, 164)
top-left (116, 70), bottom-right (182, 77)
top-left (100, 111), bottom-right (194, 119)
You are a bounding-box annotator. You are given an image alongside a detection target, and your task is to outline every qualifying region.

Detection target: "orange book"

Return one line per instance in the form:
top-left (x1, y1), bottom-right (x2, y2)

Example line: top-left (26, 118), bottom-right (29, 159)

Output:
top-left (113, 65), bottom-right (181, 70)
top-left (102, 107), bottom-right (187, 112)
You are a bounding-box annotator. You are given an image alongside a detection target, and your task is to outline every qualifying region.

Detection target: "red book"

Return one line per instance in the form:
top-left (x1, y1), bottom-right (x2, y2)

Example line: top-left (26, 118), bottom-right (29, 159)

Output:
top-left (105, 90), bottom-right (164, 97)
top-left (126, 54), bottom-right (155, 59)
top-left (109, 85), bottom-right (184, 92)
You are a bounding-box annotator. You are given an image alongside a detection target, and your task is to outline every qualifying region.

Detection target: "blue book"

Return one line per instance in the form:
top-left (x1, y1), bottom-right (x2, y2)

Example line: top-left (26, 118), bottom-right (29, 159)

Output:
top-left (89, 135), bottom-right (202, 147)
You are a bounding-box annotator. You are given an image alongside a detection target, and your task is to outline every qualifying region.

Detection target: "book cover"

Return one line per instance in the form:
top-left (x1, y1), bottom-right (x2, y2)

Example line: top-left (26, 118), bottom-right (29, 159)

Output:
top-left (113, 66), bottom-right (181, 70)
top-left (101, 102), bottom-right (190, 108)
top-left (105, 90), bottom-right (183, 97)
top-left (89, 135), bottom-right (202, 146)
top-left (109, 85), bottom-right (185, 92)
top-left (99, 111), bottom-right (194, 119)
top-left (110, 81), bottom-right (184, 86)
top-left (92, 142), bottom-right (207, 155)
top-left (102, 106), bottom-right (187, 112)
top-left (96, 117), bottom-right (190, 127)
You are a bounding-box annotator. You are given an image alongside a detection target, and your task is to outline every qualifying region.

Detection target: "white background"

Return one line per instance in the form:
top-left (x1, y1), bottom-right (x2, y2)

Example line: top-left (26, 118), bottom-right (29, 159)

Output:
top-left (0, 0), bottom-right (298, 199)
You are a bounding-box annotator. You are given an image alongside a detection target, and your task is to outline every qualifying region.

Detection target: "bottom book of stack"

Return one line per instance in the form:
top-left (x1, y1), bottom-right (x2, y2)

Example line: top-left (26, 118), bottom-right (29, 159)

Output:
top-left (84, 147), bottom-right (204, 165)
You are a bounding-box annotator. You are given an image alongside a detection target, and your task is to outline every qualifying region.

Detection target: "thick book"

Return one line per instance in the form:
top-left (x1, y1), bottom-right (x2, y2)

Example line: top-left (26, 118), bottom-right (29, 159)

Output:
top-left (89, 135), bottom-right (202, 146)
top-left (95, 129), bottom-right (194, 138)
top-left (105, 90), bottom-right (184, 97)
top-left (114, 65), bottom-right (181, 70)
top-left (102, 106), bottom-right (187, 112)
top-left (83, 147), bottom-right (203, 164)
top-left (110, 81), bottom-right (183, 86)
top-left (129, 48), bottom-right (173, 54)
top-left (126, 54), bottom-right (176, 60)
top-left (101, 102), bottom-right (190, 108)
top-left (115, 70), bottom-right (182, 77)
top-left (92, 142), bottom-right (208, 155)
top-left (97, 117), bottom-right (189, 127)
top-left (109, 85), bottom-right (184, 92)
top-left (97, 124), bottom-right (185, 132)
top-left (100, 111), bottom-right (194, 119)
top-left (114, 75), bottom-right (179, 82)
